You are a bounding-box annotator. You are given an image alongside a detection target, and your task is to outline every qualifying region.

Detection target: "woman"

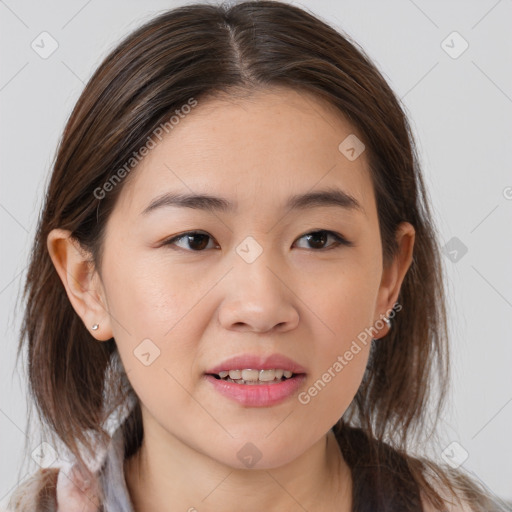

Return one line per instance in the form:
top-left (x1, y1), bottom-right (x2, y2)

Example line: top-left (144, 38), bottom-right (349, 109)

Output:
top-left (8, 1), bottom-right (508, 510)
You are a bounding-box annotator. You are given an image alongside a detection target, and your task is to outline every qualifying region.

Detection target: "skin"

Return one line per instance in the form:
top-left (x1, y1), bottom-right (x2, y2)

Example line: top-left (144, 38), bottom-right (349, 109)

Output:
top-left (48, 87), bottom-right (415, 512)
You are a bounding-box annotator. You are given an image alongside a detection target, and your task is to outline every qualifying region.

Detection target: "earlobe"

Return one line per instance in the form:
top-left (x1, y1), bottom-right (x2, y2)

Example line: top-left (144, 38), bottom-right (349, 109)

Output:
top-left (46, 228), bottom-right (113, 341)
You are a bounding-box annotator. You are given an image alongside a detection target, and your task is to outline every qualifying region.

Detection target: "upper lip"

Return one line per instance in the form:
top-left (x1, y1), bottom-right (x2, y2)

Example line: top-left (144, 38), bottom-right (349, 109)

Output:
top-left (206, 353), bottom-right (307, 375)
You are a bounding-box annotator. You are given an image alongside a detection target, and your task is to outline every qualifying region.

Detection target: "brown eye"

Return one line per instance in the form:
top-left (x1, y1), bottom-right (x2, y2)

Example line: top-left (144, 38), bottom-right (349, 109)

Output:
top-left (163, 231), bottom-right (217, 251)
top-left (294, 230), bottom-right (353, 250)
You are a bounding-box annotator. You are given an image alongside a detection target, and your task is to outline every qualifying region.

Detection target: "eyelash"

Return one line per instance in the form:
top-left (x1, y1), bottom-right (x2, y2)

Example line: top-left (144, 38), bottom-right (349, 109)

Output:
top-left (161, 230), bottom-right (353, 252)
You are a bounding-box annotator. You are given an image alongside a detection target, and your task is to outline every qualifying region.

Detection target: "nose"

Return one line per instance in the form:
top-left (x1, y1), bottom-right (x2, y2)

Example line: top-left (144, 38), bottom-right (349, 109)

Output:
top-left (217, 253), bottom-right (300, 334)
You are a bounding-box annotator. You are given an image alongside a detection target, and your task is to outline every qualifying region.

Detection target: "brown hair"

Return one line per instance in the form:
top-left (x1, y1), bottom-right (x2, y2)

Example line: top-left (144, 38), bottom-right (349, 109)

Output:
top-left (12, 1), bottom-right (504, 510)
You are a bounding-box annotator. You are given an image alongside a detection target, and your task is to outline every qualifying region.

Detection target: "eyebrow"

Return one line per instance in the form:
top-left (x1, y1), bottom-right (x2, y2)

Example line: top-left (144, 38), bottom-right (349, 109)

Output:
top-left (141, 187), bottom-right (364, 216)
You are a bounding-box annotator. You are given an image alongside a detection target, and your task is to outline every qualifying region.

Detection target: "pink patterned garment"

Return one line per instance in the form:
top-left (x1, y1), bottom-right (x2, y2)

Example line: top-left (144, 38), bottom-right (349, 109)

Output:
top-left (55, 425), bottom-right (135, 512)
top-left (56, 463), bottom-right (102, 511)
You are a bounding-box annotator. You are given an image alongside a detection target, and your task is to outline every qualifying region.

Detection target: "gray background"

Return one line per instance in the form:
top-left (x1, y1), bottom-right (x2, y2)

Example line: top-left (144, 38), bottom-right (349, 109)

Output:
top-left (1, 0), bottom-right (511, 506)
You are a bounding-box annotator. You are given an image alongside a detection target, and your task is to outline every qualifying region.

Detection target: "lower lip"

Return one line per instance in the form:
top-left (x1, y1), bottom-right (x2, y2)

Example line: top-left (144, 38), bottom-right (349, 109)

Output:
top-left (204, 374), bottom-right (306, 407)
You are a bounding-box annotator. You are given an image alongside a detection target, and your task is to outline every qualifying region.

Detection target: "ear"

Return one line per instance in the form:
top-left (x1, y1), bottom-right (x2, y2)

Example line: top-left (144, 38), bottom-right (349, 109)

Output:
top-left (373, 221), bottom-right (415, 339)
top-left (47, 228), bottom-right (113, 341)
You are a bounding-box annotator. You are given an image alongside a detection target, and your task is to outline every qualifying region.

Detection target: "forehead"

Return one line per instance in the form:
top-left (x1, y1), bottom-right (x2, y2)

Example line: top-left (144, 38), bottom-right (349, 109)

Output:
top-left (115, 86), bottom-right (374, 218)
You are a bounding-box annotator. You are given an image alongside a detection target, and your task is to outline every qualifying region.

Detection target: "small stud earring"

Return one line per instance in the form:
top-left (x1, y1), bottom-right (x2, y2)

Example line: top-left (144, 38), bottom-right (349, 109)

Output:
top-left (384, 317), bottom-right (391, 328)
top-left (92, 324), bottom-right (99, 331)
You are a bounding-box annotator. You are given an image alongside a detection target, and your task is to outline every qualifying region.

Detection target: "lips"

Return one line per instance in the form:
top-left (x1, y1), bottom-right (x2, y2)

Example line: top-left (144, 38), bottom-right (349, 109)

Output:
top-left (204, 353), bottom-right (307, 406)
top-left (205, 353), bottom-right (307, 375)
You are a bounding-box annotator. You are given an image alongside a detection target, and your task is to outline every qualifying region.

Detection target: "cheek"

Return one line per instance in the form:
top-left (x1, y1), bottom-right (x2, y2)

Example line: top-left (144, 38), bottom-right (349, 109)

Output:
top-left (101, 252), bottom-right (210, 398)
top-left (304, 252), bottom-right (381, 343)
top-left (112, 313), bottom-right (203, 437)
top-left (300, 340), bottom-right (371, 415)
top-left (296, 292), bottom-right (373, 432)
top-left (103, 247), bottom-right (207, 338)
top-left (296, 255), bottom-right (379, 418)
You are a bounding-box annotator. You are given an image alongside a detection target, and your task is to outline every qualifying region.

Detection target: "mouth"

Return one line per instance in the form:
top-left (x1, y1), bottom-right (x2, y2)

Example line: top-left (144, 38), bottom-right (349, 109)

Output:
top-left (203, 354), bottom-right (307, 407)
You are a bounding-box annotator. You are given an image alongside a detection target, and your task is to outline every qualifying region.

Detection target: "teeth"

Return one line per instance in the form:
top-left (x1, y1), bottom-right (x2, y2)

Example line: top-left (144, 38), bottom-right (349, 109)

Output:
top-left (229, 369), bottom-right (242, 380)
top-left (241, 369), bottom-right (260, 381)
top-left (259, 369), bottom-right (277, 382)
top-left (215, 368), bottom-right (296, 383)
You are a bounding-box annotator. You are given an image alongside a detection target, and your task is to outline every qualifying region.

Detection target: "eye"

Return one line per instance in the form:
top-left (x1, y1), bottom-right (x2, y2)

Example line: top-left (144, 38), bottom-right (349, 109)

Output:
top-left (293, 230), bottom-right (353, 251)
top-left (162, 231), bottom-right (218, 251)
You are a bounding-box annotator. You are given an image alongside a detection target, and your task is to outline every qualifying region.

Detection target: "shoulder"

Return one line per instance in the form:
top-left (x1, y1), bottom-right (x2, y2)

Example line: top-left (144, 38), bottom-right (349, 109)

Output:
top-left (334, 425), bottom-right (509, 512)
top-left (7, 464), bottom-right (102, 512)
top-left (418, 463), bottom-right (511, 512)
top-left (7, 467), bottom-right (59, 511)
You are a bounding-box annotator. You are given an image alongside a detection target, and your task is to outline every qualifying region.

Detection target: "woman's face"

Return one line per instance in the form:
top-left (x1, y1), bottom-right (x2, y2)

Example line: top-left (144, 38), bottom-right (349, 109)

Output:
top-left (95, 87), bottom-right (413, 469)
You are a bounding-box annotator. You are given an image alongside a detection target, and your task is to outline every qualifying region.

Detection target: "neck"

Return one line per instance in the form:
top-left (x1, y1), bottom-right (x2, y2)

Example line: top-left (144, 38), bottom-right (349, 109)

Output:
top-left (124, 425), bottom-right (352, 512)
